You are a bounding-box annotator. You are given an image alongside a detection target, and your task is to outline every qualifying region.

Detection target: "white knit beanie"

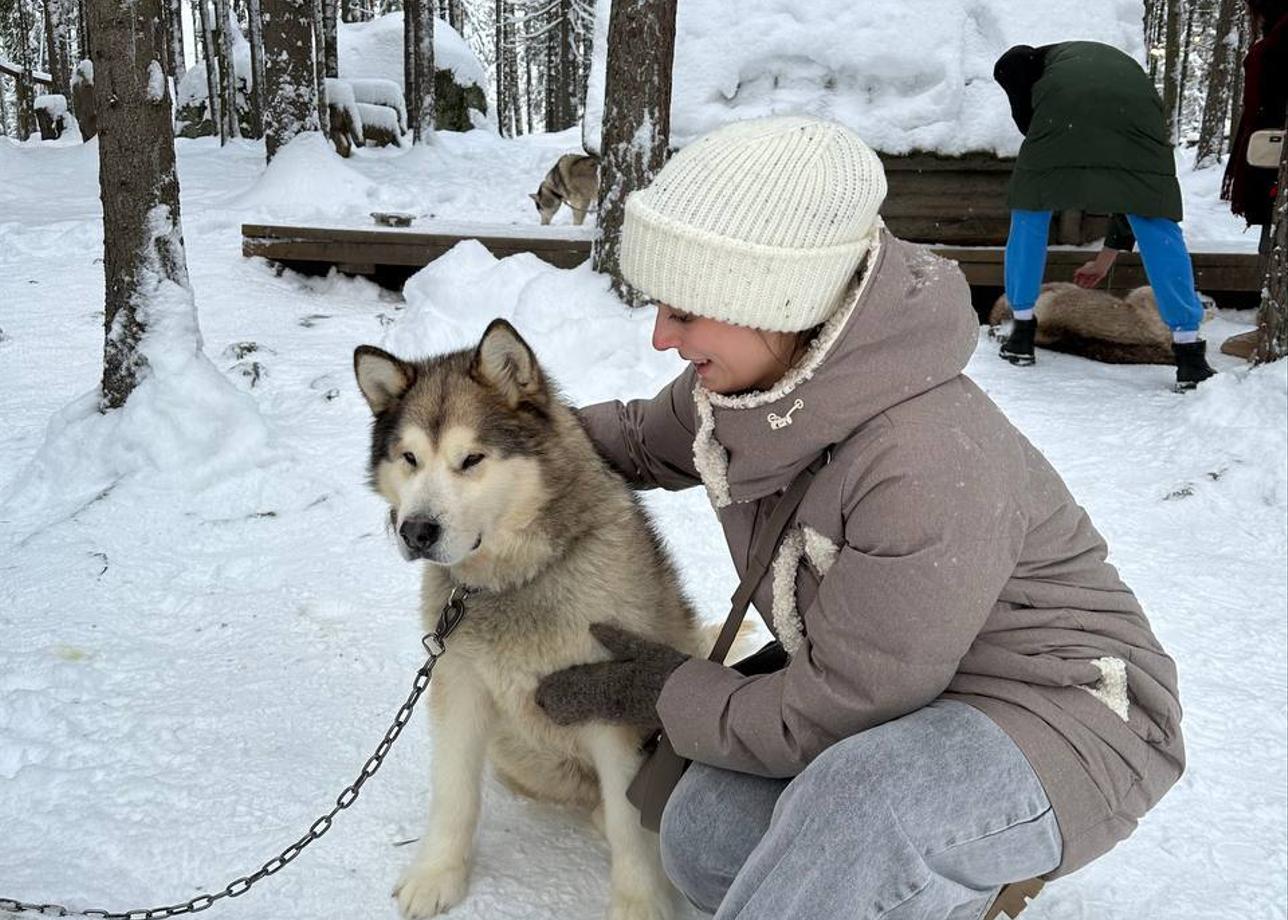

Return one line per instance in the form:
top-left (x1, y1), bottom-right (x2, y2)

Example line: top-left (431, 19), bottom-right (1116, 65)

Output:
top-left (619, 115), bottom-right (887, 332)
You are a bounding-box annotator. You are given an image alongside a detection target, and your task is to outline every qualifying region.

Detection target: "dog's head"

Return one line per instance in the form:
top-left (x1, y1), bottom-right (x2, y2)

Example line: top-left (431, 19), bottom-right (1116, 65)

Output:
top-left (529, 184), bottom-right (561, 225)
top-left (354, 320), bottom-right (555, 566)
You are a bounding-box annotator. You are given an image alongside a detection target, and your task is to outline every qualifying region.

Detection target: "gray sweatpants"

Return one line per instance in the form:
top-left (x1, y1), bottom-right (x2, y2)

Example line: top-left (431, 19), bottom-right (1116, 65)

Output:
top-left (659, 700), bottom-right (1063, 919)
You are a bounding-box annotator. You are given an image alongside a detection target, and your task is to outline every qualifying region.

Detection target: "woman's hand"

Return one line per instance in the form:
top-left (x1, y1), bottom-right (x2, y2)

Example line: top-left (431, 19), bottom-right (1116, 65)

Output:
top-left (535, 623), bottom-right (690, 728)
top-left (1073, 248), bottom-right (1119, 288)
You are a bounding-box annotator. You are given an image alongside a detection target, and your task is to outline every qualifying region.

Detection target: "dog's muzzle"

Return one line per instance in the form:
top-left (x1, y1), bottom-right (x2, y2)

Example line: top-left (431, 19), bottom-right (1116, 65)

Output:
top-left (399, 517), bottom-right (441, 558)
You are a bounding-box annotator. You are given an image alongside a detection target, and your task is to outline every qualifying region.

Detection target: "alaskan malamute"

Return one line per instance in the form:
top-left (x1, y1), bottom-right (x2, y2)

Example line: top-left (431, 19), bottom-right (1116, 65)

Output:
top-left (354, 320), bottom-right (703, 920)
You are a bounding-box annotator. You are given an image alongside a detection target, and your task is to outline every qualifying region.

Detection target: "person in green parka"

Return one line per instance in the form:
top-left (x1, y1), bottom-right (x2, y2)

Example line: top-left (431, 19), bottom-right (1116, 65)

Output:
top-left (993, 41), bottom-right (1217, 389)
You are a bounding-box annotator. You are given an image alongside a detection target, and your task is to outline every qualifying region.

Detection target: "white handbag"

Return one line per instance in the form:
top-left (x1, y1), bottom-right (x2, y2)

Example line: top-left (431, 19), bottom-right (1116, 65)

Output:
top-left (1248, 129), bottom-right (1284, 169)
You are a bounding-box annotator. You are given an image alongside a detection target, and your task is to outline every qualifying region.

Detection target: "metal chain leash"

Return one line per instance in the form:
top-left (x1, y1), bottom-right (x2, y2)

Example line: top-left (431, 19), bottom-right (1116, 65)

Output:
top-left (0, 587), bottom-right (473, 920)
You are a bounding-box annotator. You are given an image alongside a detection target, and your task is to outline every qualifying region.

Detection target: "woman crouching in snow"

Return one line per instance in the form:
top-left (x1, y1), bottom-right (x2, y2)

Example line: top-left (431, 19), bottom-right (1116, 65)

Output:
top-left (535, 116), bottom-right (1184, 919)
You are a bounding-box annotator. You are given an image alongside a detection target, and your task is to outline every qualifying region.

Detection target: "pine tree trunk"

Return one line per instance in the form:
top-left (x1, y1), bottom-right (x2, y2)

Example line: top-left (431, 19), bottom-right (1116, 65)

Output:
top-left (62, 0), bottom-right (80, 62)
top-left (247, 0), bottom-right (266, 136)
top-left (524, 12), bottom-right (535, 134)
top-left (557, 0), bottom-right (574, 129)
top-left (1196, 0), bottom-right (1238, 167)
top-left (79, 0), bottom-right (92, 62)
top-left (1176, 0), bottom-right (1196, 133)
top-left (91, 0), bottom-right (196, 411)
top-left (262, 0), bottom-right (320, 160)
top-left (493, 0), bottom-right (506, 136)
top-left (42, 0), bottom-right (72, 97)
top-left (503, 0), bottom-right (518, 135)
top-left (405, 0), bottom-right (419, 134)
top-left (198, 0), bottom-right (226, 142)
top-left (576, 10), bottom-right (590, 120)
top-left (167, 0), bottom-right (186, 86)
top-left (15, 0), bottom-right (38, 140)
top-left (1161, 0), bottom-right (1183, 141)
top-left (1146, 0), bottom-right (1163, 80)
top-left (0, 81), bottom-right (10, 136)
top-left (323, 0), bottom-right (338, 76)
top-left (411, 0), bottom-right (434, 142)
top-left (215, 0), bottom-right (240, 138)
top-left (543, 2), bottom-right (556, 131)
top-left (448, 0), bottom-right (463, 33)
top-left (310, 0), bottom-right (329, 136)
top-left (1255, 143), bottom-right (1288, 363)
top-left (1228, 3), bottom-right (1249, 137)
top-left (592, 0), bottom-right (677, 292)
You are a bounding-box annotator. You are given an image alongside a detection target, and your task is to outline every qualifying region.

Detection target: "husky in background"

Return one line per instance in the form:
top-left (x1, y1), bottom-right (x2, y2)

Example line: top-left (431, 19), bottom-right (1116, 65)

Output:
top-left (990, 283), bottom-right (1213, 365)
top-left (530, 153), bottom-right (599, 226)
top-left (354, 320), bottom-right (703, 920)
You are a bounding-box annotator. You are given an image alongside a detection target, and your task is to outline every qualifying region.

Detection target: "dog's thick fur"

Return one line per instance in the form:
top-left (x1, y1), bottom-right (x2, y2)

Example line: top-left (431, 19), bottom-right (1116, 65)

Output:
top-left (531, 154), bottom-right (599, 226)
top-left (989, 283), bottom-right (1217, 365)
top-left (354, 321), bottom-right (704, 920)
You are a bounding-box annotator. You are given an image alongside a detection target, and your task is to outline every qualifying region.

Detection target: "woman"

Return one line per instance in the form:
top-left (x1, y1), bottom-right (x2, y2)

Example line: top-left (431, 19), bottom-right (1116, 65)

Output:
top-left (536, 116), bottom-right (1184, 919)
top-left (1223, 0), bottom-right (1288, 232)
top-left (993, 41), bottom-right (1215, 389)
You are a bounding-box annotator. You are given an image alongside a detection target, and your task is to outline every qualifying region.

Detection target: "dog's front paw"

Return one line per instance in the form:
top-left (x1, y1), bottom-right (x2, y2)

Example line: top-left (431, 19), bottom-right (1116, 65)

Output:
top-left (609, 888), bottom-right (675, 920)
top-left (393, 859), bottom-right (470, 918)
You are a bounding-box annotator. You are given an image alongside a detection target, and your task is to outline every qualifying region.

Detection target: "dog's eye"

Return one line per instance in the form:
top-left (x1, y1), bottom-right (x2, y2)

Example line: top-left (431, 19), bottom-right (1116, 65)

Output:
top-left (461, 452), bottom-right (485, 470)
top-left (402, 451), bottom-right (418, 468)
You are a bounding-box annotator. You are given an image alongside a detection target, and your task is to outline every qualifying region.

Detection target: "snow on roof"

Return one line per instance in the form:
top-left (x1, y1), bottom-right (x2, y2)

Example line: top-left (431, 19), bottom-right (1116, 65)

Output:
top-left (584, 0), bottom-right (1147, 157)
top-left (338, 12), bottom-right (485, 91)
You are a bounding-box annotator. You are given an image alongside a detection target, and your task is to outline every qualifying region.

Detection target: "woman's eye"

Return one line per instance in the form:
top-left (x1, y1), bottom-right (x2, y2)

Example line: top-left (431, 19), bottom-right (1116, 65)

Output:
top-left (402, 452), bottom-right (418, 468)
top-left (461, 453), bottom-right (485, 470)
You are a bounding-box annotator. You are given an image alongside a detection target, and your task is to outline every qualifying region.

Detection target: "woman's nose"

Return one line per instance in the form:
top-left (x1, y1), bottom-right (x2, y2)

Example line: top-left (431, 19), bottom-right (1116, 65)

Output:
top-left (652, 313), bottom-right (680, 352)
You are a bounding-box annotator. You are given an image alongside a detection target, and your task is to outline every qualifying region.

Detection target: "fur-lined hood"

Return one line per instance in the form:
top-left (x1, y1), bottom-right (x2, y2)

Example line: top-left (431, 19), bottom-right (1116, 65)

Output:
top-left (691, 227), bottom-right (979, 509)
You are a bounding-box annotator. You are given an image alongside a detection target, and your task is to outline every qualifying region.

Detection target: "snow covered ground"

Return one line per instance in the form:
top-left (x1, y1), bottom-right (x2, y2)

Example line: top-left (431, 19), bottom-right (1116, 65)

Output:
top-left (0, 127), bottom-right (1284, 920)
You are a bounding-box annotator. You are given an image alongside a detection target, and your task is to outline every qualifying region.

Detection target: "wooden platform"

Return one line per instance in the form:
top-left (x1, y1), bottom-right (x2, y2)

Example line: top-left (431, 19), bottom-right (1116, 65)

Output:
top-left (241, 222), bottom-right (1263, 300)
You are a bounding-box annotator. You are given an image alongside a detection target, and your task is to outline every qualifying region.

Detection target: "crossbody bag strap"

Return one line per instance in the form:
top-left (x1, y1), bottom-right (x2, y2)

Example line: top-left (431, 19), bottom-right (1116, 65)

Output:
top-left (706, 452), bottom-right (828, 664)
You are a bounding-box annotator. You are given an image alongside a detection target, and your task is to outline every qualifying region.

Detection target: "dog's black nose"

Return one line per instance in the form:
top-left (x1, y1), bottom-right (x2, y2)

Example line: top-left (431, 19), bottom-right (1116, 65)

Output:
top-left (399, 518), bottom-right (441, 554)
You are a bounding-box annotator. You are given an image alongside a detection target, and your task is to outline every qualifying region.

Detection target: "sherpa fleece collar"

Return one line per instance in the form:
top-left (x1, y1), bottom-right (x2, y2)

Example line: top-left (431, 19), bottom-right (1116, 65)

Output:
top-left (689, 228), bottom-right (980, 509)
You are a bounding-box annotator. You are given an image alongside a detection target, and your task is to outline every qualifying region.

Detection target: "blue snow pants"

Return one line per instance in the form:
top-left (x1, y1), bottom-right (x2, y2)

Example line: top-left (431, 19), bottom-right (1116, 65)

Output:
top-left (1004, 209), bottom-right (1204, 333)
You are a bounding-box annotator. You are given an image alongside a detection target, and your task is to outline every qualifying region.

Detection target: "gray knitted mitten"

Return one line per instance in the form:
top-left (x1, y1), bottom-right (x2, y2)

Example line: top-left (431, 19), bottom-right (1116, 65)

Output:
top-left (535, 623), bottom-right (689, 728)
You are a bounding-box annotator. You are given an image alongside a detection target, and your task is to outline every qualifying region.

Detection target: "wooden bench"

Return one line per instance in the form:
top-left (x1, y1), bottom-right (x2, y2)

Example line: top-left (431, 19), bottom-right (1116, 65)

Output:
top-left (241, 222), bottom-right (1263, 304)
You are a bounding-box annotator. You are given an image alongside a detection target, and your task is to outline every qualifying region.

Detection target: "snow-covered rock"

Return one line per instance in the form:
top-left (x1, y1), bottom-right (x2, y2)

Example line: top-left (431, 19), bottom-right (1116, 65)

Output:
top-left (339, 13), bottom-right (487, 132)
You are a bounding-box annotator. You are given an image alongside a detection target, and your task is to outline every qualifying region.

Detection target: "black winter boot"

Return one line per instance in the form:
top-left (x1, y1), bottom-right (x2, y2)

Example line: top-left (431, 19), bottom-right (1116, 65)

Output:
top-left (999, 318), bottom-right (1037, 366)
top-left (1172, 340), bottom-right (1216, 391)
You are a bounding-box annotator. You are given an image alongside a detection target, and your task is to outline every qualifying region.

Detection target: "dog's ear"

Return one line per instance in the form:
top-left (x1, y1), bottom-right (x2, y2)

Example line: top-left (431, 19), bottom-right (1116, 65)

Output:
top-left (471, 319), bottom-right (546, 409)
top-left (354, 345), bottom-right (415, 414)
top-left (529, 192), bottom-right (540, 203)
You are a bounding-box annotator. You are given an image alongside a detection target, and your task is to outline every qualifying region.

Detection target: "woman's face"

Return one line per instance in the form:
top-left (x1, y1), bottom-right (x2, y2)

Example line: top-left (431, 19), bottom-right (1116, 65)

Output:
top-left (651, 303), bottom-right (799, 394)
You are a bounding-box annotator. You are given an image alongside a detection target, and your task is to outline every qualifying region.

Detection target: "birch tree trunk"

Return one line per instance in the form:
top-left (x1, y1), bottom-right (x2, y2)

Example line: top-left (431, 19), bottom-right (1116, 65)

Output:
top-left (91, 0), bottom-right (197, 410)
top-left (592, 0), bottom-right (677, 293)
top-left (1255, 143), bottom-right (1288, 363)
top-left (262, 0), bottom-right (320, 160)
top-left (247, 0), bottom-right (266, 136)
top-left (1196, 0), bottom-right (1239, 167)
top-left (215, 0), bottom-right (240, 138)
top-left (197, 0), bottom-right (226, 143)
top-left (411, 0), bottom-right (434, 142)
